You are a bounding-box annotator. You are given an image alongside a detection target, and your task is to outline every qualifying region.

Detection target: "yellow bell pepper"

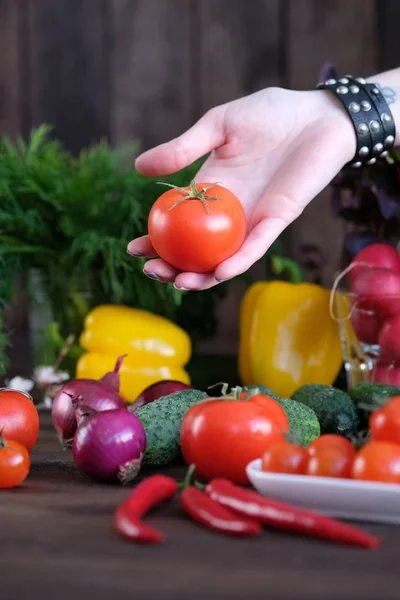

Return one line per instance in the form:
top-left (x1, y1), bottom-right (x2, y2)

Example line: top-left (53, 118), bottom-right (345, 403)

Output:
top-left (76, 305), bottom-right (191, 403)
top-left (239, 256), bottom-right (342, 398)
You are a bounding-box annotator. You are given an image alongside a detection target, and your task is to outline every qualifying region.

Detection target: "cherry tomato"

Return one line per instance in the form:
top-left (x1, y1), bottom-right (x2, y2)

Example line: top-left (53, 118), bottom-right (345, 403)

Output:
top-left (261, 441), bottom-right (308, 475)
top-left (148, 181), bottom-right (247, 273)
top-left (308, 434), bottom-right (356, 457)
top-left (352, 440), bottom-right (400, 483)
top-left (306, 444), bottom-right (356, 478)
top-left (180, 397), bottom-right (285, 484)
top-left (369, 396), bottom-right (400, 444)
top-left (241, 392), bottom-right (289, 434)
top-left (0, 438), bottom-right (30, 488)
top-left (0, 390), bottom-right (39, 452)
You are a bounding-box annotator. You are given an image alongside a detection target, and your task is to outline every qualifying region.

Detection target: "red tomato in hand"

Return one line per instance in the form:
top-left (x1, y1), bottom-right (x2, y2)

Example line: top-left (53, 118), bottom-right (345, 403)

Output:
top-left (148, 181), bottom-right (246, 273)
top-left (369, 396), bottom-right (400, 444)
top-left (0, 438), bottom-right (30, 488)
top-left (180, 396), bottom-right (286, 484)
top-left (352, 440), bottom-right (400, 483)
top-left (262, 441), bottom-right (308, 475)
top-left (0, 390), bottom-right (39, 452)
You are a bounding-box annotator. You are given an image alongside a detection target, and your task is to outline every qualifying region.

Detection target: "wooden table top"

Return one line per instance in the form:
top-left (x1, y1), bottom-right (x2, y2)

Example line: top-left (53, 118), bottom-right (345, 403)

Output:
top-left (1, 413), bottom-right (399, 600)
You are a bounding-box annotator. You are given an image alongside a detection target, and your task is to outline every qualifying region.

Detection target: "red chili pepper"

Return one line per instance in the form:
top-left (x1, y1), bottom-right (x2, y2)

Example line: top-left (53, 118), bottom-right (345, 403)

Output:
top-left (205, 479), bottom-right (380, 549)
top-left (114, 474), bottom-right (177, 544)
top-left (180, 486), bottom-right (262, 537)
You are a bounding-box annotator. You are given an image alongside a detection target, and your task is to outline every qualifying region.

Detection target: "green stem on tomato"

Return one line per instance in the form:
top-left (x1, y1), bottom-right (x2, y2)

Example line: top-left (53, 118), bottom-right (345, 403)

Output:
top-left (157, 179), bottom-right (220, 214)
top-left (270, 255), bottom-right (304, 284)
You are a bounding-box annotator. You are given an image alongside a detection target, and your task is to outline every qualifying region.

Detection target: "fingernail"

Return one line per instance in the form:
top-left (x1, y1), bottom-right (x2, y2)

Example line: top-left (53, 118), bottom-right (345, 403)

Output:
top-left (174, 284), bottom-right (190, 291)
top-left (127, 250), bottom-right (144, 257)
top-left (144, 270), bottom-right (161, 280)
top-left (215, 277), bottom-right (226, 283)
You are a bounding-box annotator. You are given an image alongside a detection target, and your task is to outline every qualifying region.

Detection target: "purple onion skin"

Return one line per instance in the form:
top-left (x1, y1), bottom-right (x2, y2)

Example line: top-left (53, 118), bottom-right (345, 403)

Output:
top-left (52, 379), bottom-right (125, 447)
top-left (72, 408), bottom-right (146, 483)
top-left (133, 380), bottom-right (192, 411)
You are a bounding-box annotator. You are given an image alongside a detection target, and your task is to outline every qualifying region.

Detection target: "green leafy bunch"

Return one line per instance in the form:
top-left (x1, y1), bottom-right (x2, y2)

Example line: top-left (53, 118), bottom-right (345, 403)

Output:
top-left (0, 125), bottom-right (211, 373)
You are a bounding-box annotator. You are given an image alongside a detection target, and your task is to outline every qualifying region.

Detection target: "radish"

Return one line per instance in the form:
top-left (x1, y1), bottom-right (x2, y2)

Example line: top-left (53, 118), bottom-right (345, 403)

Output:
top-left (379, 313), bottom-right (400, 362)
top-left (371, 362), bottom-right (400, 386)
top-left (349, 243), bottom-right (400, 285)
top-left (351, 307), bottom-right (382, 345)
top-left (351, 268), bottom-right (400, 318)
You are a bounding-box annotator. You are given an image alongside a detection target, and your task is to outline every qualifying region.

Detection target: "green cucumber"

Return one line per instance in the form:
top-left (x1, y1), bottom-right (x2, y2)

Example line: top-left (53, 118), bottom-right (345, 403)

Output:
top-left (135, 389), bottom-right (208, 466)
top-left (348, 382), bottom-right (400, 428)
top-left (292, 385), bottom-right (358, 438)
top-left (275, 398), bottom-right (320, 446)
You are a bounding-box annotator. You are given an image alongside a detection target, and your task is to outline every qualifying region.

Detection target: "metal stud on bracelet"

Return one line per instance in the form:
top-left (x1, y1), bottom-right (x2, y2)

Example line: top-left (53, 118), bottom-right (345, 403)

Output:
top-left (317, 75), bottom-right (396, 168)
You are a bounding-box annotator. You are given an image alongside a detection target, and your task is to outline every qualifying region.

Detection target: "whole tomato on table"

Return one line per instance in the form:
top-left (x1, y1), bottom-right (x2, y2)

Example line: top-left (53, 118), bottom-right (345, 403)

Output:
top-left (369, 396), bottom-right (400, 444)
top-left (180, 387), bottom-right (289, 484)
top-left (148, 180), bottom-right (247, 273)
top-left (352, 440), bottom-right (400, 483)
top-left (306, 434), bottom-right (356, 479)
top-left (0, 389), bottom-right (39, 452)
top-left (0, 437), bottom-right (30, 488)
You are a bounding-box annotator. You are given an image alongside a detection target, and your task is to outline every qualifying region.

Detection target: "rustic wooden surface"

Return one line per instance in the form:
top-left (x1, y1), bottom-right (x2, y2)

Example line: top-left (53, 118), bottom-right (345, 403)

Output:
top-left (0, 412), bottom-right (399, 600)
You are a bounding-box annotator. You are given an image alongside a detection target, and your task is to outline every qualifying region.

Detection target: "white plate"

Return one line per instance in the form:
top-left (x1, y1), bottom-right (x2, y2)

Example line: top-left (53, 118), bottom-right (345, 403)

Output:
top-left (246, 459), bottom-right (400, 525)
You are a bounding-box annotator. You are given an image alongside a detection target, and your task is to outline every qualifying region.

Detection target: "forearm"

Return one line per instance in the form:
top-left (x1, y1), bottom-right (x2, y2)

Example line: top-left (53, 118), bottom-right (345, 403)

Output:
top-left (367, 68), bottom-right (400, 145)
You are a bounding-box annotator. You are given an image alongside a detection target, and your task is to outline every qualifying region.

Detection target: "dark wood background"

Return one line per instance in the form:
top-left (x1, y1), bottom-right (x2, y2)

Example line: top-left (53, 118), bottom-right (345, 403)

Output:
top-left (0, 0), bottom-right (399, 361)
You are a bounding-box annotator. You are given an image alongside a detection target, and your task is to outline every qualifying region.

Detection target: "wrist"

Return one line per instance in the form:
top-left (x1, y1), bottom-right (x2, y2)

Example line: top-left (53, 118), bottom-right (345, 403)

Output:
top-left (315, 73), bottom-right (397, 168)
top-left (313, 88), bottom-right (357, 165)
top-left (366, 70), bottom-right (399, 146)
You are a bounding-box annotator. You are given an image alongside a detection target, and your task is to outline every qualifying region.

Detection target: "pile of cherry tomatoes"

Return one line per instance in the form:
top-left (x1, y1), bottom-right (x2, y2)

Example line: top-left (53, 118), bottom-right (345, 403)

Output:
top-left (262, 395), bottom-right (400, 484)
top-left (0, 390), bottom-right (39, 488)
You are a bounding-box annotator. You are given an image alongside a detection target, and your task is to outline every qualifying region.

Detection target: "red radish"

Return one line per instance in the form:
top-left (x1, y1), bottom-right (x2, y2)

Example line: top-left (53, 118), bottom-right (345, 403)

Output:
top-left (351, 307), bottom-right (382, 344)
top-left (379, 313), bottom-right (400, 362)
top-left (371, 362), bottom-right (400, 386)
top-left (351, 268), bottom-right (400, 317)
top-left (349, 243), bottom-right (400, 285)
top-left (52, 355), bottom-right (126, 447)
top-left (133, 380), bottom-right (192, 411)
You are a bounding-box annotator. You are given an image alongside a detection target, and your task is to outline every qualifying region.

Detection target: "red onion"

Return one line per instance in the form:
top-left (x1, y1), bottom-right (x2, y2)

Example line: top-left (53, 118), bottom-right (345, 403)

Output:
top-left (133, 380), bottom-right (192, 411)
top-left (51, 355), bottom-right (126, 447)
top-left (72, 399), bottom-right (146, 483)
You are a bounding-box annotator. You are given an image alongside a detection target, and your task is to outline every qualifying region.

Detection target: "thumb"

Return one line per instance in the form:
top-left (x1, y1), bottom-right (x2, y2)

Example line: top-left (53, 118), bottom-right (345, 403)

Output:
top-left (135, 108), bottom-right (226, 176)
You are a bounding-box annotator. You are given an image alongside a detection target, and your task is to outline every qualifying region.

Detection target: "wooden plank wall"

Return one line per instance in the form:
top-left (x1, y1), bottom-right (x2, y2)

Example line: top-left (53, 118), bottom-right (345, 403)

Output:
top-left (0, 0), bottom-right (398, 360)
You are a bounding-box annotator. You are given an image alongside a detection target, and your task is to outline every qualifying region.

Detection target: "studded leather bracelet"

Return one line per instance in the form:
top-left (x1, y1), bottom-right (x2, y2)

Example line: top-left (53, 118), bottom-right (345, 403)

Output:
top-left (317, 75), bottom-right (396, 168)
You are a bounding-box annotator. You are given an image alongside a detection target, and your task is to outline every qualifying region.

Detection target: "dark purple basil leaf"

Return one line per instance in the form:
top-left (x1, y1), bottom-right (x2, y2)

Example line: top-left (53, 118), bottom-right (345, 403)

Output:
top-left (371, 183), bottom-right (400, 219)
top-left (318, 62), bottom-right (338, 84)
top-left (344, 231), bottom-right (378, 257)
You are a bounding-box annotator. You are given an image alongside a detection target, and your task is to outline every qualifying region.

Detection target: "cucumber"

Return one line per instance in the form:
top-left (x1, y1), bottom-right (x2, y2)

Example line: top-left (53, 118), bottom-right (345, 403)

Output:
top-left (275, 398), bottom-right (320, 446)
top-left (348, 382), bottom-right (400, 428)
top-left (291, 383), bottom-right (333, 404)
top-left (292, 385), bottom-right (358, 438)
top-left (135, 389), bottom-right (208, 466)
top-left (348, 382), bottom-right (400, 408)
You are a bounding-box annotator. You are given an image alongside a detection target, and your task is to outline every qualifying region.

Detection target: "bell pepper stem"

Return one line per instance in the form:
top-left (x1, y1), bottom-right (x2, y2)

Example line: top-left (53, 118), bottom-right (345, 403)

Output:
top-left (270, 255), bottom-right (304, 283)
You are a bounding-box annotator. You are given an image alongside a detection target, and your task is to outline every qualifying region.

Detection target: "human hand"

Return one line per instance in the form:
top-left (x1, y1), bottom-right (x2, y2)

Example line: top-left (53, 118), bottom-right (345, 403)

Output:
top-left (127, 86), bottom-right (356, 290)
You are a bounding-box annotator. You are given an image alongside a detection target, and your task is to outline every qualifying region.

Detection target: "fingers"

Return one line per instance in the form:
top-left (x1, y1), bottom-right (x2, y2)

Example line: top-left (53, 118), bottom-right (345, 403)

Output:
top-left (135, 108), bottom-right (226, 176)
top-left (174, 271), bottom-right (220, 291)
top-left (215, 217), bottom-right (287, 281)
top-left (127, 235), bottom-right (157, 258)
top-left (142, 259), bottom-right (180, 282)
